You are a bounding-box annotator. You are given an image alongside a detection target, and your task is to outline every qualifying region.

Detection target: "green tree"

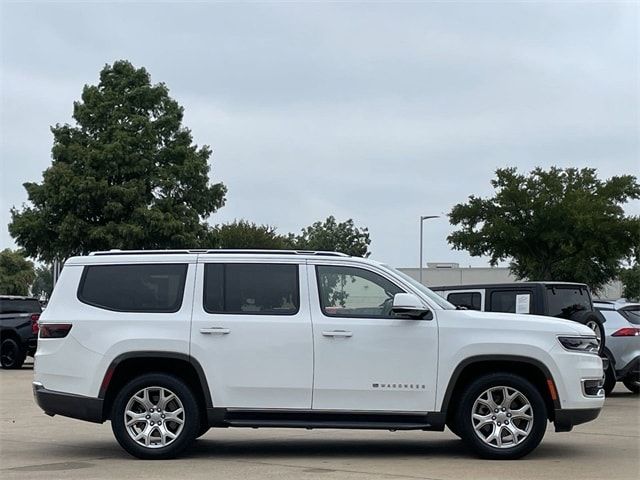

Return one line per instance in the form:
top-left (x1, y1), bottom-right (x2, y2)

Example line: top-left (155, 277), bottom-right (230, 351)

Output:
top-left (294, 216), bottom-right (371, 257)
top-left (620, 265), bottom-right (640, 301)
top-left (32, 265), bottom-right (53, 299)
top-left (448, 167), bottom-right (640, 290)
top-left (9, 60), bottom-right (226, 262)
top-left (0, 249), bottom-right (36, 296)
top-left (210, 220), bottom-right (292, 249)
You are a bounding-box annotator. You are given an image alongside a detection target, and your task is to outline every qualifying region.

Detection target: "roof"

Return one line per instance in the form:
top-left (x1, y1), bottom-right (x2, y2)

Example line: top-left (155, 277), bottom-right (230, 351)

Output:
top-left (0, 295), bottom-right (39, 300)
top-left (594, 299), bottom-right (640, 310)
top-left (430, 281), bottom-right (589, 290)
top-left (88, 249), bottom-right (350, 257)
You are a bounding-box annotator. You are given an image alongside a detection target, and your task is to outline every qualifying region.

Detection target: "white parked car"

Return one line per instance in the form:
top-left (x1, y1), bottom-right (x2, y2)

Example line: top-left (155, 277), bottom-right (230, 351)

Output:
top-left (33, 250), bottom-right (604, 460)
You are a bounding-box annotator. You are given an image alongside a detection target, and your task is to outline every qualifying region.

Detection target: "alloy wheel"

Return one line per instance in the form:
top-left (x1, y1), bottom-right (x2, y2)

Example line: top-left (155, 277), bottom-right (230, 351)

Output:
top-left (471, 386), bottom-right (534, 449)
top-left (124, 386), bottom-right (185, 449)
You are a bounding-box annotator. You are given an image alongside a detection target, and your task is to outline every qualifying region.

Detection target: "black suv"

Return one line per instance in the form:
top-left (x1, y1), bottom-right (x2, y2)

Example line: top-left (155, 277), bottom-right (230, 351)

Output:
top-left (0, 296), bottom-right (42, 369)
top-left (431, 282), bottom-right (606, 354)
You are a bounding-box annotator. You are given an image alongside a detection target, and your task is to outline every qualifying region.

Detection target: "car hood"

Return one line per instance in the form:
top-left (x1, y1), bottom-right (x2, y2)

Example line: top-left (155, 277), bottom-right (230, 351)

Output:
top-left (455, 309), bottom-right (593, 336)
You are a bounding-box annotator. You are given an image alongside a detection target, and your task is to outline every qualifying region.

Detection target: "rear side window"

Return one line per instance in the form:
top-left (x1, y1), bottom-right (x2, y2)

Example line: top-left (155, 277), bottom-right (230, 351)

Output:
top-left (0, 299), bottom-right (42, 314)
top-left (203, 263), bottom-right (299, 315)
top-left (620, 307), bottom-right (640, 325)
top-left (78, 264), bottom-right (188, 313)
top-left (447, 292), bottom-right (481, 310)
top-left (490, 290), bottom-right (532, 314)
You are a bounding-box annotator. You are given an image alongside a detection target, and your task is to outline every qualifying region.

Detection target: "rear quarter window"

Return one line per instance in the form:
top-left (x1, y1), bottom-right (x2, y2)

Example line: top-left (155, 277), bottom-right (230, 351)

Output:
top-left (78, 264), bottom-right (188, 313)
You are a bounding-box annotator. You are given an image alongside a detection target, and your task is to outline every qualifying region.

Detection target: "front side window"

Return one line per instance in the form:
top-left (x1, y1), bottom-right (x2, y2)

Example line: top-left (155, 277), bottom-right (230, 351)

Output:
top-left (447, 292), bottom-right (482, 310)
top-left (78, 264), bottom-right (188, 312)
top-left (204, 263), bottom-right (299, 315)
top-left (316, 265), bottom-right (404, 318)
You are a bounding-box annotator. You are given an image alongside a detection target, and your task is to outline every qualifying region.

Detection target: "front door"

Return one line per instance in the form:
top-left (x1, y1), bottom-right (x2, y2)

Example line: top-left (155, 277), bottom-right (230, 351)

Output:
top-left (191, 258), bottom-right (313, 409)
top-left (308, 262), bottom-right (438, 412)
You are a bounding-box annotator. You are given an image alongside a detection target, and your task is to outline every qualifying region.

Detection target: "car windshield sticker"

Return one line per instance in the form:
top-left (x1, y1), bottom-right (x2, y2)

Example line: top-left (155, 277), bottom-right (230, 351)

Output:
top-left (516, 294), bottom-right (530, 314)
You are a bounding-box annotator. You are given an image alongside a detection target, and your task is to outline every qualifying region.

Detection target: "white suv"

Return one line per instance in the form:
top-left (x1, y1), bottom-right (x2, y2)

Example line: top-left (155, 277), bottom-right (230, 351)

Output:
top-left (33, 250), bottom-right (604, 460)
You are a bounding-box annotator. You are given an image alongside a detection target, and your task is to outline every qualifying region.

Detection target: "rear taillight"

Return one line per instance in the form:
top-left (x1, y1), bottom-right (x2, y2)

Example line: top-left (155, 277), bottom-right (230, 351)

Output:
top-left (612, 327), bottom-right (640, 337)
top-left (30, 314), bottom-right (40, 335)
top-left (39, 323), bottom-right (72, 338)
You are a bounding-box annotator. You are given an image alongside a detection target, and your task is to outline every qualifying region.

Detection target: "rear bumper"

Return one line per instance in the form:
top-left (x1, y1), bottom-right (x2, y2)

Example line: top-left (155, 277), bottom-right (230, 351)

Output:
top-left (554, 407), bottom-right (601, 432)
top-left (33, 382), bottom-right (104, 423)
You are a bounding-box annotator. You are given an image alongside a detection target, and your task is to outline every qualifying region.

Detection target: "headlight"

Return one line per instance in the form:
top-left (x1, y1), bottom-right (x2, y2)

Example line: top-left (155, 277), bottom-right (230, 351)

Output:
top-left (558, 336), bottom-right (599, 354)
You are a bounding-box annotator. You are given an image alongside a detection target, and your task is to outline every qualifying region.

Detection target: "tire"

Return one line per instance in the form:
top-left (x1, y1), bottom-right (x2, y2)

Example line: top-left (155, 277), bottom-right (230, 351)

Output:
top-left (446, 419), bottom-right (461, 438)
top-left (111, 373), bottom-right (200, 459)
top-left (196, 424), bottom-right (210, 439)
top-left (603, 364), bottom-right (617, 396)
top-left (622, 375), bottom-right (640, 394)
top-left (570, 311), bottom-right (606, 355)
top-left (455, 373), bottom-right (547, 460)
top-left (1, 338), bottom-right (25, 369)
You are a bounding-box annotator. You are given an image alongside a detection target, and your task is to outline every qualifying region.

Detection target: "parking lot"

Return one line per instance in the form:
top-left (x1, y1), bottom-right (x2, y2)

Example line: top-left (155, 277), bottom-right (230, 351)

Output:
top-left (1, 364), bottom-right (638, 480)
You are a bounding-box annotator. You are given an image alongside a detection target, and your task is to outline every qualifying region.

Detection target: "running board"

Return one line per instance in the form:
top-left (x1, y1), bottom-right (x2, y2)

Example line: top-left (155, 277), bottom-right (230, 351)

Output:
top-left (207, 409), bottom-right (446, 431)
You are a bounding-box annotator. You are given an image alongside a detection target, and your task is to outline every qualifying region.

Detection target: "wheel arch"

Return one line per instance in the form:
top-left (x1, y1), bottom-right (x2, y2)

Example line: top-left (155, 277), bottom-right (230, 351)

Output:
top-left (440, 355), bottom-right (560, 423)
top-left (99, 352), bottom-right (212, 421)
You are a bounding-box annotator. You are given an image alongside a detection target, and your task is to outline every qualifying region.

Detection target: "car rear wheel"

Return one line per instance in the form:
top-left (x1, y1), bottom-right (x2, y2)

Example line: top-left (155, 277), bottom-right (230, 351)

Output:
top-left (0, 338), bottom-right (25, 369)
top-left (111, 373), bottom-right (200, 459)
top-left (455, 373), bottom-right (547, 459)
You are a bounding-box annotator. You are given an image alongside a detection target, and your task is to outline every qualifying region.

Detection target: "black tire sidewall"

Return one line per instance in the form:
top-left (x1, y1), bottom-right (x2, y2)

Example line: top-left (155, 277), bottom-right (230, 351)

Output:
top-left (570, 311), bottom-right (606, 355)
top-left (622, 376), bottom-right (640, 394)
top-left (111, 373), bottom-right (200, 459)
top-left (603, 363), bottom-right (617, 395)
top-left (456, 373), bottom-right (547, 460)
top-left (1, 338), bottom-right (25, 369)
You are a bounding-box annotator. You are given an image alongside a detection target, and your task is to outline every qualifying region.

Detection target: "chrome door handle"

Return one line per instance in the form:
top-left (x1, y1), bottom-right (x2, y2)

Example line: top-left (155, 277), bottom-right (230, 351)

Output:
top-left (322, 330), bottom-right (353, 337)
top-left (200, 327), bottom-right (230, 335)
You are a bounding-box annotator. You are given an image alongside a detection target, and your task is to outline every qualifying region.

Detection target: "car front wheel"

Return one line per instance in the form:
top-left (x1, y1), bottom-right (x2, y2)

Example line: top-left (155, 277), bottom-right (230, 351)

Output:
top-left (455, 373), bottom-right (547, 459)
top-left (111, 373), bottom-right (200, 459)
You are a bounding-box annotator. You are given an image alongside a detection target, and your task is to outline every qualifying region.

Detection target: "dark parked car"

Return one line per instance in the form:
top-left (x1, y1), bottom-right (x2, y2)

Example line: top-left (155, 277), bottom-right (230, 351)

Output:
top-left (431, 282), bottom-right (606, 354)
top-left (0, 295), bottom-right (42, 369)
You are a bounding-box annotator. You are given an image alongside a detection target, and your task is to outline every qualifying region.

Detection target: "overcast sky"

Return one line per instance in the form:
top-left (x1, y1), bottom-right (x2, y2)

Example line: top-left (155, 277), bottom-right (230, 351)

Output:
top-left (1, 1), bottom-right (638, 268)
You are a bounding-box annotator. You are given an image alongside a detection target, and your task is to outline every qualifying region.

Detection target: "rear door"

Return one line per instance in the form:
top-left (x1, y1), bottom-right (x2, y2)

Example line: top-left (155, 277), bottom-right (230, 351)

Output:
top-left (190, 256), bottom-right (313, 409)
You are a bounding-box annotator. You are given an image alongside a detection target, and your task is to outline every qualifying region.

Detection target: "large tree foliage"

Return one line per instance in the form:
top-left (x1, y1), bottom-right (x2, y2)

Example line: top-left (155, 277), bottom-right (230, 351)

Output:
top-left (9, 60), bottom-right (226, 262)
top-left (32, 265), bottom-right (53, 300)
top-left (0, 249), bottom-right (36, 296)
top-left (448, 167), bottom-right (640, 290)
top-left (620, 265), bottom-right (640, 301)
top-left (294, 216), bottom-right (371, 257)
top-left (209, 216), bottom-right (371, 257)
top-left (211, 220), bottom-right (292, 250)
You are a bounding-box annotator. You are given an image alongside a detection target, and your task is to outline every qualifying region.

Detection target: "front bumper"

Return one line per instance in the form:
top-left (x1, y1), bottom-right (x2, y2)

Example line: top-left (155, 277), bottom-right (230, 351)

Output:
top-left (33, 382), bottom-right (104, 423)
top-left (554, 407), bottom-right (601, 432)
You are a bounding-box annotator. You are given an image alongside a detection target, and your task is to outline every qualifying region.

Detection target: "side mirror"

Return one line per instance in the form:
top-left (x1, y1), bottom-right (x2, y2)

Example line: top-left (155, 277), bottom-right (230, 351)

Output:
top-left (391, 293), bottom-right (431, 320)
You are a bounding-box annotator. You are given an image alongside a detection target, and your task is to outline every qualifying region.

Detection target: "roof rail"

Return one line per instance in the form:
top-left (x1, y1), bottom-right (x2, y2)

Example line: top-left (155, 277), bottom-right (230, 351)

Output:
top-left (89, 249), bottom-right (350, 257)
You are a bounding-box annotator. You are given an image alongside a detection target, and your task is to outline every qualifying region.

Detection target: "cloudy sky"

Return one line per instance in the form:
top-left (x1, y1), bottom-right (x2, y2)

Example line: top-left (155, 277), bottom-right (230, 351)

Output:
top-left (1, 1), bottom-right (638, 268)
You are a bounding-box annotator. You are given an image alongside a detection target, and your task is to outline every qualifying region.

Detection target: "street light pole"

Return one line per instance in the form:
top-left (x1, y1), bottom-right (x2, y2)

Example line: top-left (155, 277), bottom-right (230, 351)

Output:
top-left (419, 215), bottom-right (439, 284)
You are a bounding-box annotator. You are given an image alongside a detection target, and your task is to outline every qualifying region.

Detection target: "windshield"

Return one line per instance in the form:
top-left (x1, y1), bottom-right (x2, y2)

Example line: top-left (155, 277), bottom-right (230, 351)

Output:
top-left (378, 264), bottom-right (456, 310)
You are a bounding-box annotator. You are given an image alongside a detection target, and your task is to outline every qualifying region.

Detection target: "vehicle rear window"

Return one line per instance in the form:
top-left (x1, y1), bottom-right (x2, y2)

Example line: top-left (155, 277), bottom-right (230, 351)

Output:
top-left (620, 307), bottom-right (640, 325)
top-left (447, 292), bottom-right (481, 310)
top-left (546, 286), bottom-right (591, 319)
top-left (78, 264), bottom-right (188, 312)
top-left (204, 263), bottom-right (299, 315)
top-left (0, 299), bottom-right (42, 314)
